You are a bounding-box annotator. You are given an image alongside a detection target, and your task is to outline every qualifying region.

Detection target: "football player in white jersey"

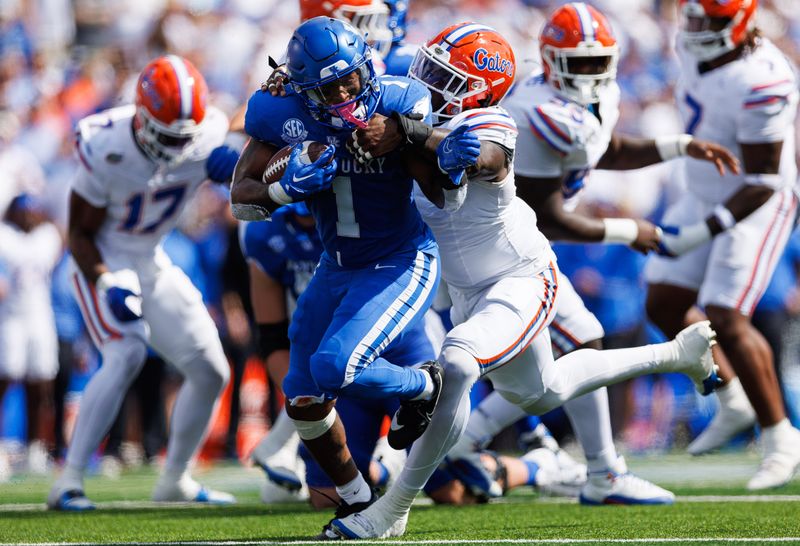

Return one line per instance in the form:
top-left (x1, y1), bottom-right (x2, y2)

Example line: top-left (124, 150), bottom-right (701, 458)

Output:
top-left (47, 56), bottom-right (235, 511)
top-left (645, 0), bottom-right (800, 490)
top-left (446, 2), bottom-right (739, 506)
top-left (0, 194), bottom-right (62, 474)
top-left (324, 23), bottom-right (719, 539)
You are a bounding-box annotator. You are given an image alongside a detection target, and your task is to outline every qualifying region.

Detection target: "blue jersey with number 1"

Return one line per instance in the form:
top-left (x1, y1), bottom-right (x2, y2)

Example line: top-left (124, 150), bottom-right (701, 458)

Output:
top-left (244, 75), bottom-right (435, 268)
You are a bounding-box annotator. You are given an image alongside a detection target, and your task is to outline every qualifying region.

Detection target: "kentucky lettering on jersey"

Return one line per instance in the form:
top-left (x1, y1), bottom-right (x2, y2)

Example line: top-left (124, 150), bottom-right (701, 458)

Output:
top-left (245, 75), bottom-right (436, 268)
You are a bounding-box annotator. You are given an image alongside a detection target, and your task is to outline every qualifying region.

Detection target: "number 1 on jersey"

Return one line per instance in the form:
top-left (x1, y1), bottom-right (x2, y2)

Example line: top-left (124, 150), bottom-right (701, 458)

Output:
top-left (332, 176), bottom-right (360, 238)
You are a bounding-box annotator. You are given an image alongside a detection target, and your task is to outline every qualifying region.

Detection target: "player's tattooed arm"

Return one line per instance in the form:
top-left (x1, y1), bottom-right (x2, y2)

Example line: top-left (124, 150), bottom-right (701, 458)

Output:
top-left (230, 138), bottom-right (282, 220)
top-left (67, 192), bottom-right (109, 283)
top-left (516, 175), bottom-right (660, 253)
top-left (597, 133), bottom-right (740, 175)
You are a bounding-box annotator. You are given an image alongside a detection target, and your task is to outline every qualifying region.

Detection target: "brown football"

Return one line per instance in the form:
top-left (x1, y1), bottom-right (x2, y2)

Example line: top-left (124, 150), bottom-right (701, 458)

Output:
top-left (262, 140), bottom-right (332, 184)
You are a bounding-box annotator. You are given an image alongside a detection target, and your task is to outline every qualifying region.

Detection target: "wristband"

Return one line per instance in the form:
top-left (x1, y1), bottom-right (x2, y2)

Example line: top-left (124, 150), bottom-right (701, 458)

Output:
top-left (268, 182), bottom-right (294, 205)
top-left (712, 204), bottom-right (736, 230)
top-left (655, 134), bottom-right (693, 161)
top-left (391, 111), bottom-right (433, 147)
top-left (602, 218), bottom-right (639, 244)
top-left (744, 173), bottom-right (783, 189)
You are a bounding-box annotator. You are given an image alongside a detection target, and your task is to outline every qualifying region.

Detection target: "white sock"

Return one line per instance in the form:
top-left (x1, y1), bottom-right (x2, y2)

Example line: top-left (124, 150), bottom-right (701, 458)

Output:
top-left (336, 473), bottom-right (372, 504)
top-left (252, 409), bottom-right (299, 463)
top-left (465, 391), bottom-right (527, 448)
top-left (383, 346), bottom-right (479, 519)
top-left (762, 418), bottom-right (795, 452)
top-left (57, 465), bottom-right (85, 492)
top-left (717, 376), bottom-right (751, 410)
top-left (531, 344), bottom-right (670, 414)
top-left (65, 340), bottom-right (147, 473)
top-left (563, 389), bottom-right (617, 472)
top-left (411, 369), bottom-right (434, 401)
top-left (163, 356), bottom-right (227, 476)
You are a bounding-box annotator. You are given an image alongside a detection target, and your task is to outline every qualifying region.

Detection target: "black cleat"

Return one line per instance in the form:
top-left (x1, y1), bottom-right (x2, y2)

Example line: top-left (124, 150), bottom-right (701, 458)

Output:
top-left (317, 488), bottom-right (378, 539)
top-left (387, 361), bottom-right (443, 450)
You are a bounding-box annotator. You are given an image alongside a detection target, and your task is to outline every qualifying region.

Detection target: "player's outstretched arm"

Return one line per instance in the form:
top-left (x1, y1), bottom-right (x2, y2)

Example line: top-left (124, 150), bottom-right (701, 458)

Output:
top-left (597, 133), bottom-right (740, 175)
top-left (516, 174), bottom-right (661, 254)
top-left (657, 141), bottom-right (780, 258)
top-left (229, 139), bottom-right (282, 220)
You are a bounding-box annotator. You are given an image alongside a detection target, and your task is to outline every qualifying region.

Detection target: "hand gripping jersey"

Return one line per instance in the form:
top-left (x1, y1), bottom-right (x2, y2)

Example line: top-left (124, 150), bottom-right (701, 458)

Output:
top-left (676, 39), bottom-right (799, 204)
top-left (245, 75), bottom-right (436, 268)
top-left (239, 206), bottom-right (322, 313)
top-left (502, 71), bottom-right (621, 208)
top-left (414, 106), bottom-right (552, 290)
top-left (71, 105), bottom-right (228, 272)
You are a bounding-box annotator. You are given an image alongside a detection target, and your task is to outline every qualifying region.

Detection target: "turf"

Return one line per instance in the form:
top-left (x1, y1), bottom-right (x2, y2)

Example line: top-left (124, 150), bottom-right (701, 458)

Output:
top-left (0, 453), bottom-right (798, 545)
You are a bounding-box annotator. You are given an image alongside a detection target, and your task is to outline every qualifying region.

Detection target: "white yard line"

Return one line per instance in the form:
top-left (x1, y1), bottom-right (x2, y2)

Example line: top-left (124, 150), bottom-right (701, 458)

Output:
top-left (3, 538), bottom-right (800, 545)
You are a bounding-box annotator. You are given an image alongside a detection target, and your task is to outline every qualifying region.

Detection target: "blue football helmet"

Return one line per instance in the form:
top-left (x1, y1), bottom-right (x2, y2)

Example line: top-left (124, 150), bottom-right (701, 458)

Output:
top-left (383, 0), bottom-right (408, 44)
top-left (287, 16), bottom-right (381, 130)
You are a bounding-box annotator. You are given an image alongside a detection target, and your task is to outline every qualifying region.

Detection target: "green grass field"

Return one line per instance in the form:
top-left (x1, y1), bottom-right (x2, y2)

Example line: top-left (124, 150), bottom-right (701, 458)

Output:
top-left (1, 452), bottom-right (799, 545)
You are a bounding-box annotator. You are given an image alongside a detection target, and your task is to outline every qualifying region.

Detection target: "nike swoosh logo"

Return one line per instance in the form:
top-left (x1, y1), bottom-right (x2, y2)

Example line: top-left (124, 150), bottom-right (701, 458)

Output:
top-left (292, 172), bottom-right (315, 183)
top-left (389, 415), bottom-right (404, 432)
top-left (375, 264), bottom-right (396, 270)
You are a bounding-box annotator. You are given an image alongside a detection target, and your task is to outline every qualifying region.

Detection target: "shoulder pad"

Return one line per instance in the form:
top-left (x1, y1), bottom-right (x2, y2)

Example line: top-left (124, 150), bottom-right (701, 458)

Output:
top-left (75, 106), bottom-right (134, 172)
top-left (740, 54), bottom-right (798, 111)
top-left (525, 99), bottom-right (586, 156)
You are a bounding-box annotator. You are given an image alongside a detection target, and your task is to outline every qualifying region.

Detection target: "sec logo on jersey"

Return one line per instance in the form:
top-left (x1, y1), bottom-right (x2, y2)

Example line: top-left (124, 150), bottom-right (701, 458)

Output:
top-left (281, 118), bottom-right (308, 144)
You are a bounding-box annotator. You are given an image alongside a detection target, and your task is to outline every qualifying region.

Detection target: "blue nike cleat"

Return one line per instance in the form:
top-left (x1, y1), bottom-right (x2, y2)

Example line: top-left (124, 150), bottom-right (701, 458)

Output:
top-left (47, 489), bottom-right (96, 512)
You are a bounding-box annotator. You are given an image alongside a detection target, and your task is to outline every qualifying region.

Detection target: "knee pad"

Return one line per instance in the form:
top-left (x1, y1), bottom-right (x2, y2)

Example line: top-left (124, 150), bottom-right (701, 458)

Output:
top-left (309, 350), bottom-right (345, 394)
top-left (291, 408), bottom-right (337, 440)
top-left (440, 345), bottom-right (481, 387)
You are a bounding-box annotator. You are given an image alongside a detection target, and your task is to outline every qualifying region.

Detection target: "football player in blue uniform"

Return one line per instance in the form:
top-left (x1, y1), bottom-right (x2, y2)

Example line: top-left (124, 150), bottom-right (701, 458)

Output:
top-left (241, 202), bottom-right (441, 508)
top-left (230, 16), bottom-right (447, 518)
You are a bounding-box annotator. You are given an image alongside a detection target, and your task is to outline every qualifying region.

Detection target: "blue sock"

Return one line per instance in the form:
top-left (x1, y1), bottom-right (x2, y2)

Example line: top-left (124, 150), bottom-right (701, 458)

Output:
top-left (342, 357), bottom-right (427, 400)
top-left (524, 460), bottom-right (540, 487)
top-left (373, 459), bottom-right (390, 487)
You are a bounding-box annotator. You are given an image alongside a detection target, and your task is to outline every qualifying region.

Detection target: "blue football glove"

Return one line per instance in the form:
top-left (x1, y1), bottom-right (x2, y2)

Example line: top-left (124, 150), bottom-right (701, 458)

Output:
top-left (436, 125), bottom-right (482, 186)
top-left (656, 222), bottom-right (712, 258)
top-left (276, 144), bottom-right (337, 201)
top-left (206, 144), bottom-right (240, 184)
top-left (97, 272), bottom-right (143, 322)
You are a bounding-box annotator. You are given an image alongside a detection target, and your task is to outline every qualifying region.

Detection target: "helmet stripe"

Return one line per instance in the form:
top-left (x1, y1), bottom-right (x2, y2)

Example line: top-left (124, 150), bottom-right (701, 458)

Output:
top-left (571, 3), bottom-right (596, 42)
top-left (441, 23), bottom-right (494, 51)
top-left (166, 55), bottom-right (193, 119)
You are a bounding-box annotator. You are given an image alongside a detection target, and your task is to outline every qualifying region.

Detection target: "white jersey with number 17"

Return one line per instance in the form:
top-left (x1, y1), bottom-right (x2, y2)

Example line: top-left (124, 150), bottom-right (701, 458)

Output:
top-left (71, 105), bottom-right (228, 272)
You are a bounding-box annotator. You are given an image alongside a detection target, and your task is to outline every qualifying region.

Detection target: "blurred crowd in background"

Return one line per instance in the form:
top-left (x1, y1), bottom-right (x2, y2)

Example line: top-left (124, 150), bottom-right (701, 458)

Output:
top-left (1, 0), bottom-right (800, 481)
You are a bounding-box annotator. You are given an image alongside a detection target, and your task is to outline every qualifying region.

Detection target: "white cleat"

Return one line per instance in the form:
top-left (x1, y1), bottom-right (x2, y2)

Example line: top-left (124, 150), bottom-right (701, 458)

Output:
top-left (152, 474), bottom-right (235, 505)
top-left (46, 488), bottom-right (96, 512)
top-left (579, 457), bottom-right (675, 505)
top-left (252, 448), bottom-right (309, 503)
top-left (324, 496), bottom-right (408, 540)
top-left (688, 401), bottom-right (756, 455)
top-left (747, 427), bottom-right (800, 490)
top-left (260, 478), bottom-right (309, 503)
top-left (671, 321), bottom-right (721, 395)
